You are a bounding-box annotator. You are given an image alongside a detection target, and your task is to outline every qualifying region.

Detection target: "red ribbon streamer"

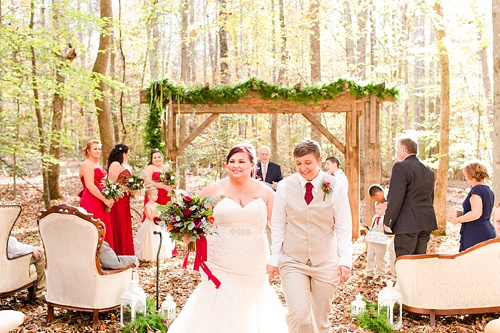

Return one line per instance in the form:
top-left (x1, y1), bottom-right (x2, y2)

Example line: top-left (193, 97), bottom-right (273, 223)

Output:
top-left (182, 236), bottom-right (221, 288)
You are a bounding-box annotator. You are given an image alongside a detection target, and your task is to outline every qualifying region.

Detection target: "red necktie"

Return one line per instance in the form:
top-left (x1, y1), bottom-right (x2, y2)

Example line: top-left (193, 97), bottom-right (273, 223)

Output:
top-left (375, 216), bottom-right (381, 225)
top-left (305, 182), bottom-right (313, 205)
top-left (262, 164), bottom-right (267, 181)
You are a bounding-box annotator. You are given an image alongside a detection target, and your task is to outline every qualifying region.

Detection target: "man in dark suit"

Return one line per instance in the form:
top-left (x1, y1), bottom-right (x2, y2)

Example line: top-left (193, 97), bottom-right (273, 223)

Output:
top-left (384, 136), bottom-right (437, 258)
top-left (256, 146), bottom-right (283, 190)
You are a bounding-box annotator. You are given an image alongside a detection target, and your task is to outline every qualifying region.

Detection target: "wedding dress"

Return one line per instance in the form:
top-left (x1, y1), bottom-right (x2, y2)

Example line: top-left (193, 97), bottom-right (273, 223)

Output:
top-left (167, 197), bottom-right (288, 333)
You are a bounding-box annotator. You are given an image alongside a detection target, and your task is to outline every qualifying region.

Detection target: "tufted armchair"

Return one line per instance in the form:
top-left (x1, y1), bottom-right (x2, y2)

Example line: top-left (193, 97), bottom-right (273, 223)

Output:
top-left (0, 204), bottom-right (37, 301)
top-left (38, 204), bottom-right (134, 329)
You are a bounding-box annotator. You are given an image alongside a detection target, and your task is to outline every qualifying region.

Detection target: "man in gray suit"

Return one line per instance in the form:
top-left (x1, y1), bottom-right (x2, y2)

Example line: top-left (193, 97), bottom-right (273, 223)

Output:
top-left (384, 136), bottom-right (437, 258)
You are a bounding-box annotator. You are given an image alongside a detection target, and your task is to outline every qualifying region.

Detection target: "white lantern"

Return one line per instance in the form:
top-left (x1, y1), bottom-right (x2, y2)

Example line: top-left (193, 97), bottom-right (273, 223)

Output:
top-left (160, 294), bottom-right (177, 321)
top-left (120, 276), bottom-right (147, 326)
top-left (377, 280), bottom-right (403, 330)
top-left (350, 293), bottom-right (366, 317)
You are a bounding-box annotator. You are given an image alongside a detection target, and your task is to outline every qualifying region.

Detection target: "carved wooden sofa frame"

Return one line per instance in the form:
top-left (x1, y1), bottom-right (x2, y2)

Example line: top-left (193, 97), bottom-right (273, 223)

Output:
top-left (395, 238), bottom-right (500, 326)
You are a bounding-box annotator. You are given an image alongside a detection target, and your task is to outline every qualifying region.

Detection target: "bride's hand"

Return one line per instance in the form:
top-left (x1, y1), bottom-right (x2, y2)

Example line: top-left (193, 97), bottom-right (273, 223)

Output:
top-left (266, 265), bottom-right (279, 280)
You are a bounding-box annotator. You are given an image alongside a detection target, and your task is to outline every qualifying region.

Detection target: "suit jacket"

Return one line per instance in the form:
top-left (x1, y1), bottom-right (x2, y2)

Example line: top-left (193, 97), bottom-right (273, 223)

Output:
top-left (384, 155), bottom-right (437, 234)
top-left (256, 161), bottom-right (283, 184)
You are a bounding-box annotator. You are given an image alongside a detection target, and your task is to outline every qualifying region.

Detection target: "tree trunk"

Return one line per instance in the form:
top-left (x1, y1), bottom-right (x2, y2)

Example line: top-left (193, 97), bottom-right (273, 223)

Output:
top-left (92, 0), bottom-right (114, 160)
top-left (309, 0), bottom-right (321, 143)
top-left (492, 0), bottom-right (500, 199)
top-left (356, 3), bottom-right (367, 79)
top-left (413, 11), bottom-right (425, 128)
top-left (29, 1), bottom-right (50, 209)
top-left (49, 44), bottom-right (77, 200)
top-left (218, 0), bottom-right (230, 84)
top-left (433, 1), bottom-right (451, 236)
top-left (277, 0), bottom-right (288, 85)
top-left (178, 0), bottom-right (190, 190)
top-left (343, 1), bottom-right (356, 76)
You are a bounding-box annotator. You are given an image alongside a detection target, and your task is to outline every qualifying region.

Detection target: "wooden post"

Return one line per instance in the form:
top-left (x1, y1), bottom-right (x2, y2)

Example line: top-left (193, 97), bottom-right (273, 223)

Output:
top-left (166, 103), bottom-right (178, 169)
top-left (345, 102), bottom-right (360, 240)
top-left (363, 95), bottom-right (381, 227)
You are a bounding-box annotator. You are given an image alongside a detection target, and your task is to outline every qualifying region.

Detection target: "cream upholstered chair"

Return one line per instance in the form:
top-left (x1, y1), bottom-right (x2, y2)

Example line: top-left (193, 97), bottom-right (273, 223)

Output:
top-left (38, 204), bottom-right (134, 329)
top-left (0, 204), bottom-right (37, 301)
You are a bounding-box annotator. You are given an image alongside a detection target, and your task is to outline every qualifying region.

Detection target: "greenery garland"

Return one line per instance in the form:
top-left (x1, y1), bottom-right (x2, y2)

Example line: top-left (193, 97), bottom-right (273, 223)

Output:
top-left (144, 77), bottom-right (399, 151)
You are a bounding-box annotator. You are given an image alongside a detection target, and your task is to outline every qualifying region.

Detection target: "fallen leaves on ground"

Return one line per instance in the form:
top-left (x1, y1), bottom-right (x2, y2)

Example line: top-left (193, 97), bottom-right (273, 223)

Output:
top-left (1, 176), bottom-right (498, 332)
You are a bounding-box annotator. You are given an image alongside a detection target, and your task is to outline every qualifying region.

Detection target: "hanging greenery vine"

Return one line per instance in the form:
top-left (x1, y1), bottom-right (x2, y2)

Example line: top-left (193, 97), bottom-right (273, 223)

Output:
top-left (144, 77), bottom-right (399, 151)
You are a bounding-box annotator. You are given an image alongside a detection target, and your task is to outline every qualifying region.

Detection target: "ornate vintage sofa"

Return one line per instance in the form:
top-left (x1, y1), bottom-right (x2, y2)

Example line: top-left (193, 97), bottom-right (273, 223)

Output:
top-left (395, 238), bottom-right (500, 326)
top-left (38, 204), bottom-right (134, 329)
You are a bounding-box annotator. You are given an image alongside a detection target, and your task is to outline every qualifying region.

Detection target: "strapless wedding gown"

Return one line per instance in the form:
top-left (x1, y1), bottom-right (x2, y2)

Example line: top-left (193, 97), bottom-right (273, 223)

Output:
top-left (167, 197), bottom-right (288, 333)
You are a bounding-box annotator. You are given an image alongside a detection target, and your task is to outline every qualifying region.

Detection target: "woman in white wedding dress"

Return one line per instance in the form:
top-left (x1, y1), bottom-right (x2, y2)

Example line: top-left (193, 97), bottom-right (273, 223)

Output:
top-left (167, 143), bottom-right (288, 333)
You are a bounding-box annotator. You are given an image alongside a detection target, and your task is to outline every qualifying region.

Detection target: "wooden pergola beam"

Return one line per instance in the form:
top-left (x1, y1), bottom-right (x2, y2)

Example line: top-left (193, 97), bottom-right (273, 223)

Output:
top-left (301, 113), bottom-right (346, 155)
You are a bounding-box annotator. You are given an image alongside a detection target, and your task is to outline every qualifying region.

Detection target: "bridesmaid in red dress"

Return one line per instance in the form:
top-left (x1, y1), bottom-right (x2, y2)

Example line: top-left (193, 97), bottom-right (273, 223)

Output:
top-left (107, 143), bottom-right (136, 255)
top-left (79, 139), bottom-right (115, 249)
top-left (143, 148), bottom-right (177, 256)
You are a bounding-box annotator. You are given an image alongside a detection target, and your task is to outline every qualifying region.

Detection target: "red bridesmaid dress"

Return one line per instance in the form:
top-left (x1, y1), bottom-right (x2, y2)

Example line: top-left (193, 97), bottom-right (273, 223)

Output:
top-left (80, 167), bottom-right (114, 249)
top-left (111, 169), bottom-right (135, 255)
top-left (143, 171), bottom-right (177, 256)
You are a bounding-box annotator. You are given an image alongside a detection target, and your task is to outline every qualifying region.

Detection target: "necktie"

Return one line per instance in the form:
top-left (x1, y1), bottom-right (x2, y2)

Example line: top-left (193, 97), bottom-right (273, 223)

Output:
top-left (304, 182), bottom-right (313, 205)
top-left (262, 164), bottom-right (267, 181)
top-left (375, 216), bottom-right (381, 226)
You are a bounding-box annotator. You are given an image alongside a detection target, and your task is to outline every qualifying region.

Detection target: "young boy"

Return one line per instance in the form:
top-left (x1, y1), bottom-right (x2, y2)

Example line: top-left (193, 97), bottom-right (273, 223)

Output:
top-left (368, 183), bottom-right (397, 282)
top-left (365, 202), bottom-right (388, 278)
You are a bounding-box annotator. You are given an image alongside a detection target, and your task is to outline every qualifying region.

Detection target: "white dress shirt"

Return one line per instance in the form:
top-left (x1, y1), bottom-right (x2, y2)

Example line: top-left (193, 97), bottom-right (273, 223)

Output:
top-left (269, 170), bottom-right (353, 268)
top-left (333, 169), bottom-right (349, 192)
top-left (7, 236), bottom-right (33, 259)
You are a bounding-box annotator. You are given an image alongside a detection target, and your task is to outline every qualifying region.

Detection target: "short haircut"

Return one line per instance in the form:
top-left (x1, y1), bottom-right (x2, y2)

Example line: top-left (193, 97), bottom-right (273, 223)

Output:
top-left (397, 136), bottom-right (418, 154)
top-left (326, 156), bottom-right (340, 167)
top-left (293, 139), bottom-right (321, 158)
top-left (368, 184), bottom-right (384, 197)
top-left (259, 146), bottom-right (271, 154)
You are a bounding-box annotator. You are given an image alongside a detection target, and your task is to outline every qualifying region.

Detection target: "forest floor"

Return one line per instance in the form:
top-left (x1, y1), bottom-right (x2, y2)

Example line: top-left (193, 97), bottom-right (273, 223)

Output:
top-left (0, 173), bottom-right (498, 332)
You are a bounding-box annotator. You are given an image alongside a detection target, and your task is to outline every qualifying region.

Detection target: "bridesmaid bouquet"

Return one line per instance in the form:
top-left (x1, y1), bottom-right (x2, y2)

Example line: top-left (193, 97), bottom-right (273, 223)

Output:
top-left (157, 190), bottom-right (215, 249)
top-left (101, 180), bottom-right (124, 211)
top-left (159, 170), bottom-right (176, 186)
top-left (126, 174), bottom-right (145, 191)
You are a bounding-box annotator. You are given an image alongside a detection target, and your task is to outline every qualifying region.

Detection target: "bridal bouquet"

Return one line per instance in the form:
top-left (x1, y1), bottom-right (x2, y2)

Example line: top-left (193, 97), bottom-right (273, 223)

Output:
top-left (157, 190), bottom-right (215, 247)
top-left (101, 180), bottom-right (124, 211)
top-left (157, 189), bottom-right (220, 288)
top-left (126, 173), bottom-right (145, 191)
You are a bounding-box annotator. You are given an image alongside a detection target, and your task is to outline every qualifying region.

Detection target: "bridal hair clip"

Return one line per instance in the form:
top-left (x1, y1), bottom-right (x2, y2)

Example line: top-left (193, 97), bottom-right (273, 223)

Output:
top-left (118, 147), bottom-right (122, 150)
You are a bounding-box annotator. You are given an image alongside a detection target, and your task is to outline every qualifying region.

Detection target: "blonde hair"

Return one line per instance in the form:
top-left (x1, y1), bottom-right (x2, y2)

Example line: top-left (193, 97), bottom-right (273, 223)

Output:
top-left (83, 139), bottom-right (101, 158)
top-left (145, 185), bottom-right (158, 198)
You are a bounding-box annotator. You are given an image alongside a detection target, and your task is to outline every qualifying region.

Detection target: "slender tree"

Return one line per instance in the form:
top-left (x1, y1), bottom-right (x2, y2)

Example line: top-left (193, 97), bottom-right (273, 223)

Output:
top-left (493, 0), bottom-right (500, 198)
top-left (433, 0), bottom-right (451, 235)
top-left (92, 0), bottom-right (115, 159)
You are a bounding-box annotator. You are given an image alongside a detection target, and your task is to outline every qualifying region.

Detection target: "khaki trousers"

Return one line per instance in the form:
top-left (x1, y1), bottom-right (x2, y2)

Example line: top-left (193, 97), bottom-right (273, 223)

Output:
top-left (31, 253), bottom-right (47, 301)
top-left (279, 253), bottom-right (339, 333)
top-left (365, 242), bottom-right (387, 276)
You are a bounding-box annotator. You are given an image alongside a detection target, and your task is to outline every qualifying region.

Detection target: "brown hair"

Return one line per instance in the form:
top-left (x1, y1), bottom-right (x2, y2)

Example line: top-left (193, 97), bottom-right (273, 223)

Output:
top-left (463, 161), bottom-right (489, 182)
top-left (397, 136), bottom-right (418, 155)
top-left (226, 144), bottom-right (256, 164)
top-left (326, 156), bottom-right (340, 167)
top-left (83, 139), bottom-right (101, 158)
top-left (294, 139), bottom-right (321, 158)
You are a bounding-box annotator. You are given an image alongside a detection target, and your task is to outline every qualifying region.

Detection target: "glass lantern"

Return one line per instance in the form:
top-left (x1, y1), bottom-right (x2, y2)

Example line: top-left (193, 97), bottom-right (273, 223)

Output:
top-left (350, 293), bottom-right (366, 317)
top-left (120, 276), bottom-right (147, 326)
top-left (377, 280), bottom-right (403, 330)
top-left (160, 294), bottom-right (177, 322)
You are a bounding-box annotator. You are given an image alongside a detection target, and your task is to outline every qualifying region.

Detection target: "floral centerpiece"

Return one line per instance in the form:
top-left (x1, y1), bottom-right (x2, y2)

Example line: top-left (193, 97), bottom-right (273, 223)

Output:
top-left (102, 179), bottom-right (124, 211)
top-left (157, 189), bottom-right (220, 288)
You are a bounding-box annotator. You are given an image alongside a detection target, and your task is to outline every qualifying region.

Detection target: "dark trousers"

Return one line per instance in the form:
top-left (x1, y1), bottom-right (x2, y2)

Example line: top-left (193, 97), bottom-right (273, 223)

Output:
top-left (394, 230), bottom-right (432, 258)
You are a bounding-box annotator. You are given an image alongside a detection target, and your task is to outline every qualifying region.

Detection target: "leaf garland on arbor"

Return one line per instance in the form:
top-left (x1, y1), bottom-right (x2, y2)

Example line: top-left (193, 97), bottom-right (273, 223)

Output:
top-left (144, 77), bottom-right (399, 151)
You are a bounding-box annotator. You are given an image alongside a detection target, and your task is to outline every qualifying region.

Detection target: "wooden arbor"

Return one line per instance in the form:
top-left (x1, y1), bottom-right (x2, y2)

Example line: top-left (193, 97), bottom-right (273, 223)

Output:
top-left (140, 87), bottom-right (393, 239)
